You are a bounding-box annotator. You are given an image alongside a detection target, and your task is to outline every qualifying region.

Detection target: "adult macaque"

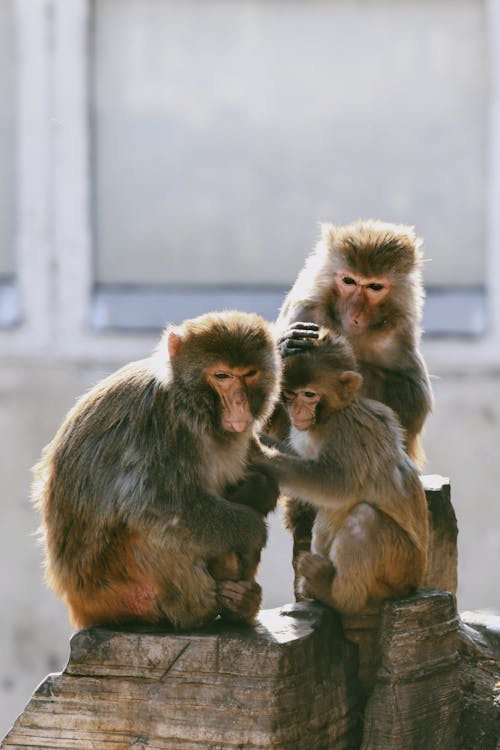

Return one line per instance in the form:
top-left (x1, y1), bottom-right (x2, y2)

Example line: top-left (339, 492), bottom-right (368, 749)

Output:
top-left (276, 219), bottom-right (432, 463)
top-left (32, 311), bottom-right (281, 630)
top-left (262, 331), bottom-right (428, 614)
top-left (272, 219), bottom-right (433, 585)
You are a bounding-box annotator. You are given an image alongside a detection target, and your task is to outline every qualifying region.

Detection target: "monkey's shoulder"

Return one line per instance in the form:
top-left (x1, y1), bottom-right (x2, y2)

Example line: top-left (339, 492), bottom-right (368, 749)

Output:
top-left (52, 358), bottom-right (171, 448)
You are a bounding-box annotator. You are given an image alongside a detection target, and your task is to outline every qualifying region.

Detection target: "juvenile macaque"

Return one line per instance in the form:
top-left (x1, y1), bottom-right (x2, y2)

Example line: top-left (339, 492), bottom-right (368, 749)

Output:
top-left (272, 219), bottom-right (433, 584)
top-left (32, 311), bottom-right (281, 630)
top-left (262, 331), bottom-right (428, 614)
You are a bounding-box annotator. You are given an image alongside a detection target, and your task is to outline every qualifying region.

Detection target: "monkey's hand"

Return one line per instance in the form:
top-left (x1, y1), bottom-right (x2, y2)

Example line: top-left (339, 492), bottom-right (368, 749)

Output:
top-left (297, 552), bottom-right (335, 606)
top-left (226, 469), bottom-right (280, 516)
top-left (217, 580), bottom-right (262, 625)
top-left (278, 322), bottom-right (320, 358)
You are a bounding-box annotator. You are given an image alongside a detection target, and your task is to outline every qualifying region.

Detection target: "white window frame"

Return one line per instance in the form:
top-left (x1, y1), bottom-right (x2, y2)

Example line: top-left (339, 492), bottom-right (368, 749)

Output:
top-left (1, 0), bottom-right (500, 368)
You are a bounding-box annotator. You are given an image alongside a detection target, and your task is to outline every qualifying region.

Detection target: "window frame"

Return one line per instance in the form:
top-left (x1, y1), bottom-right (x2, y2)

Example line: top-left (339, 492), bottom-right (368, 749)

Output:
top-left (1, 0), bottom-right (499, 368)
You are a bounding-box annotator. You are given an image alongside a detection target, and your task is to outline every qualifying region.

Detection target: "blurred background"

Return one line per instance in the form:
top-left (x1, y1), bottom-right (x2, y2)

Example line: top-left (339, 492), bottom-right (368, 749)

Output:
top-left (1, 0), bottom-right (500, 738)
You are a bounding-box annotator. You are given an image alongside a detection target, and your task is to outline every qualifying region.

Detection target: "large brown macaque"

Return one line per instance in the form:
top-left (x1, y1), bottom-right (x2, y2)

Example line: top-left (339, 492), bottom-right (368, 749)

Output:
top-left (272, 219), bottom-right (433, 584)
top-left (32, 311), bottom-right (281, 630)
top-left (261, 331), bottom-right (429, 614)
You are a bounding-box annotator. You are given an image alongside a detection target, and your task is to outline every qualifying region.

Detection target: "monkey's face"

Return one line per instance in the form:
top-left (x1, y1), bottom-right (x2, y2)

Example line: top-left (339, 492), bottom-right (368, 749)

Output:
top-left (335, 270), bottom-right (392, 336)
top-left (282, 387), bottom-right (321, 431)
top-left (206, 365), bottom-right (261, 433)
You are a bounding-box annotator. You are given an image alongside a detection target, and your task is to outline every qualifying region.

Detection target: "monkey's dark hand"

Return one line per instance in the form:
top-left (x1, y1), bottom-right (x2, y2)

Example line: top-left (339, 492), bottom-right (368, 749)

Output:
top-left (217, 579), bottom-right (262, 624)
top-left (226, 470), bottom-right (279, 516)
top-left (278, 322), bottom-right (320, 358)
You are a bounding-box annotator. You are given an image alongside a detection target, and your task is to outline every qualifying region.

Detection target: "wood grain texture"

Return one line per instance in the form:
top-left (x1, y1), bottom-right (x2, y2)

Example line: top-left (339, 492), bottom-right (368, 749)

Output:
top-left (361, 591), bottom-right (461, 750)
top-left (422, 475), bottom-right (457, 596)
top-left (2, 603), bottom-right (362, 750)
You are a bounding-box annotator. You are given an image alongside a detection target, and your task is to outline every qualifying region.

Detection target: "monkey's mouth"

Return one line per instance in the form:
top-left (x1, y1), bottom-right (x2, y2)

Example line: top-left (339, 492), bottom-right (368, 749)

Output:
top-left (223, 418), bottom-right (250, 433)
top-left (293, 419), bottom-right (313, 431)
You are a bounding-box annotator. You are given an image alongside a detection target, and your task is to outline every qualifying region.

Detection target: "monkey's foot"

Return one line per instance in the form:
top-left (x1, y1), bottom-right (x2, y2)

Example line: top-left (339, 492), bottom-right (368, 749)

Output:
top-left (297, 552), bottom-right (336, 605)
top-left (217, 580), bottom-right (262, 624)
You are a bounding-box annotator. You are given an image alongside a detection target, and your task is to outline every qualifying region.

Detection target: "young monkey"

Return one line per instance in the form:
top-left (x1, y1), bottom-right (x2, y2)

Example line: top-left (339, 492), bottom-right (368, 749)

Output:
top-left (264, 330), bottom-right (429, 615)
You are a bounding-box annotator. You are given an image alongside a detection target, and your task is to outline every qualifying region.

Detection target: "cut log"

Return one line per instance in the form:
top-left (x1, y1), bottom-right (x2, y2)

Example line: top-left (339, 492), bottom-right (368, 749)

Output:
top-left (422, 474), bottom-right (457, 596)
top-left (361, 591), bottom-right (461, 750)
top-left (2, 603), bottom-right (362, 750)
top-left (457, 609), bottom-right (500, 750)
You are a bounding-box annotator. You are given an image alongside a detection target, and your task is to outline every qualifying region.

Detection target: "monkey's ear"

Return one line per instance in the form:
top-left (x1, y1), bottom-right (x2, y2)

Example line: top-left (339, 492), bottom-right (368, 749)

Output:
top-left (336, 370), bottom-right (363, 404)
top-left (167, 327), bottom-right (184, 359)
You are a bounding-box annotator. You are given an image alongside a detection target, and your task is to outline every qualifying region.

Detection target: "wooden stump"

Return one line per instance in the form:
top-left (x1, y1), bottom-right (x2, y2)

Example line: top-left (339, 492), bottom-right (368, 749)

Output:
top-left (457, 609), bottom-right (500, 750)
top-left (361, 591), bottom-right (461, 750)
top-left (422, 474), bottom-right (457, 596)
top-left (2, 603), bottom-right (362, 750)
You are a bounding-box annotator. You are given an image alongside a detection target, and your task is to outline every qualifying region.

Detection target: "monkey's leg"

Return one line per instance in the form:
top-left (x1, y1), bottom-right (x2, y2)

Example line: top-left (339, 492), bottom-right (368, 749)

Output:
top-left (282, 496), bottom-right (317, 600)
top-left (297, 552), bottom-right (336, 605)
top-left (326, 504), bottom-right (387, 614)
top-left (153, 556), bottom-right (222, 630)
top-left (214, 547), bottom-right (263, 624)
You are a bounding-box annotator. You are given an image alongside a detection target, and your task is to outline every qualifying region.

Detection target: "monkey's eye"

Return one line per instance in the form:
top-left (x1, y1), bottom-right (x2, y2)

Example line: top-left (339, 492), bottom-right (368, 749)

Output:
top-left (342, 276), bottom-right (356, 286)
top-left (214, 372), bottom-right (231, 380)
top-left (367, 282), bottom-right (384, 292)
top-left (283, 390), bottom-right (297, 402)
top-left (304, 391), bottom-right (317, 399)
top-left (244, 369), bottom-right (258, 379)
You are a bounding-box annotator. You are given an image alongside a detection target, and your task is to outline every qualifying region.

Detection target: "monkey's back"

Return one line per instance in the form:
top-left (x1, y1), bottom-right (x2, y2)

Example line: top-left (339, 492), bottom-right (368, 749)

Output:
top-left (31, 359), bottom-right (181, 590)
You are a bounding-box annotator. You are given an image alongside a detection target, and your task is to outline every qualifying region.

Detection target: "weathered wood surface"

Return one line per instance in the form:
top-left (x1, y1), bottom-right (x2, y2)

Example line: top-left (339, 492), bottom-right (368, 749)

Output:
top-left (361, 591), bottom-right (461, 750)
top-left (4, 476), bottom-right (494, 750)
top-left (422, 474), bottom-right (457, 596)
top-left (3, 598), bottom-right (499, 750)
top-left (457, 609), bottom-right (500, 750)
top-left (2, 603), bottom-right (363, 750)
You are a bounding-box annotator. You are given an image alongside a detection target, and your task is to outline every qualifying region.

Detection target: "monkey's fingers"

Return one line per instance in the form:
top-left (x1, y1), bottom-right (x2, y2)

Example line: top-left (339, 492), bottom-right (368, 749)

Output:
top-left (217, 580), bottom-right (262, 623)
top-left (287, 322), bottom-right (320, 334)
top-left (279, 339), bottom-right (317, 358)
top-left (278, 324), bottom-right (319, 358)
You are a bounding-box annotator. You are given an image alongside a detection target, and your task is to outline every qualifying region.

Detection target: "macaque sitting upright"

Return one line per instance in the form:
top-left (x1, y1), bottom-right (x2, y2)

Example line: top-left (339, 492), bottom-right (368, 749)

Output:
top-left (262, 330), bottom-right (429, 614)
top-left (271, 219), bottom-right (433, 594)
top-left (32, 310), bottom-right (281, 631)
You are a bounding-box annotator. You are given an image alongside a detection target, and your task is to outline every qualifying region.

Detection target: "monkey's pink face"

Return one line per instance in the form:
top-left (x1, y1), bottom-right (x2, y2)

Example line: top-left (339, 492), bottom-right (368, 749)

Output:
top-left (283, 387), bottom-right (321, 431)
top-left (206, 365), bottom-right (260, 433)
top-left (335, 271), bottom-right (391, 335)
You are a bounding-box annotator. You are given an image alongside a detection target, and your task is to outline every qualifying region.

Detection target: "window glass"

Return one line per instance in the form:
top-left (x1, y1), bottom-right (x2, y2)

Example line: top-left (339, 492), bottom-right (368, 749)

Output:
top-left (93, 0), bottom-right (486, 290)
top-left (0, 0), bottom-right (16, 279)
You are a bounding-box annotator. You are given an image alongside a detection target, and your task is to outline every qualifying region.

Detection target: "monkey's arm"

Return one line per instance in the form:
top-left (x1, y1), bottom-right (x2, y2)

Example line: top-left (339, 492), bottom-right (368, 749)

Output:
top-left (364, 354), bottom-right (433, 459)
top-left (260, 451), bottom-right (358, 509)
top-left (225, 470), bottom-right (279, 516)
top-left (172, 489), bottom-right (268, 558)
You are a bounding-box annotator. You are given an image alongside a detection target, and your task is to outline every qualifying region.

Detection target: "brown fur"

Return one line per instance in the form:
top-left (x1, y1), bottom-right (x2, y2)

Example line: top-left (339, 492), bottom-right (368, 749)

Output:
top-left (32, 311), bottom-right (281, 630)
top-left (272, 220), bottom-right (433, 590)
top-left (276, 218), bottom-right (432, 459)
top-left (262, 331), bottom-right (429, 615)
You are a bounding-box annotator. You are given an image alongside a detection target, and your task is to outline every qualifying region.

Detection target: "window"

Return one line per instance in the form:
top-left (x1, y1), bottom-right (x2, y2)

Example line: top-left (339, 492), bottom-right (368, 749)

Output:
top-left (91, 0), bottom-right (487, 336)
top-left (0, 1), bottom-right (18, 327)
